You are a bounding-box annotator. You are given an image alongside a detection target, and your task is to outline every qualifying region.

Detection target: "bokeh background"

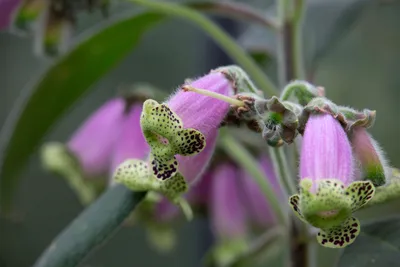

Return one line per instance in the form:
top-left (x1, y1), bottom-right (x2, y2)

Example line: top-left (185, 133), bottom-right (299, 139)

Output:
top-left (1, 0), bottom-right (400, 266)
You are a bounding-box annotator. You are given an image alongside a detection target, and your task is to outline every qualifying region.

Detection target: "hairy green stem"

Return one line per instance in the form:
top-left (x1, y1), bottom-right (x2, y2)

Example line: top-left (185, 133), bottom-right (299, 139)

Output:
top-left (277, 0), bottom-right (306, 83)
top-left (33, 185), bottom-right (146, 267)
top-left (219, 129), bottom-right (287, 226)
top-left (275, 1), bottom-right (307, 267)
top-left (128, 0), bottom-right (278, 96)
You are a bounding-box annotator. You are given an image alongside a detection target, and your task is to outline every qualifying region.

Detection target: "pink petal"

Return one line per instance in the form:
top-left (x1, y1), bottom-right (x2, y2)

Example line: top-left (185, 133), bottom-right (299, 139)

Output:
top-left (300, 114), bottom-right (354, 190)
top-left (167, 72), bottom-right (234, 184)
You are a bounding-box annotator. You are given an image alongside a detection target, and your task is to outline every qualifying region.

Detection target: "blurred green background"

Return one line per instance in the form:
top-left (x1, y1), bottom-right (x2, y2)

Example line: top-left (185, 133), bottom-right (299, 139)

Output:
top-left (1, 1), bottom-right (400, 266)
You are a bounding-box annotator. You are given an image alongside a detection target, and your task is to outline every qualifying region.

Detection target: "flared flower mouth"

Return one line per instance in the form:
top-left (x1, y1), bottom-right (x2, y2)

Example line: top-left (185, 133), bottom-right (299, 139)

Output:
top-left (140, 99), bottom-right (206, 180)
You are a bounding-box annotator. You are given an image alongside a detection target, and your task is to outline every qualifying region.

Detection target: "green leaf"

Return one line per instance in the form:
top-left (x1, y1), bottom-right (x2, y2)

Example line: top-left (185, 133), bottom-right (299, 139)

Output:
top-left (0, 12), bottom-right (165, 210)
top-left (338, 217), bottom-right (400, 267)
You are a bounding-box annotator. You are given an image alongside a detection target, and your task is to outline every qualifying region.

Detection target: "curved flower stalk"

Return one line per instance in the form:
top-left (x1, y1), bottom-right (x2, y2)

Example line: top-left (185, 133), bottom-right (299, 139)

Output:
top-left (115, 68), bottom-right (236, 204)
top-left (289, 113), bottom-right (376, 248)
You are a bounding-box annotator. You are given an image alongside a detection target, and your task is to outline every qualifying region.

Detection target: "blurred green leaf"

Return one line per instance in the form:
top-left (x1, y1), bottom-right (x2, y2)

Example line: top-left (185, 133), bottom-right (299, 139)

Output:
top-left (0, 12), bottom-right (165, 210)
top-left (338, 217), bottom-right (400, 267)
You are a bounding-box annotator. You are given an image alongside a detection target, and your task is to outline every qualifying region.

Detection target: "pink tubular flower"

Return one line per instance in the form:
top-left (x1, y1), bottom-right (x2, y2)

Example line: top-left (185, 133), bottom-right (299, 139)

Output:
top-left (140, 71), bottom-right (234, 184)
top-left (290, 113), bottom-right (376, 248)
top-left (110, 104), bottom-right (150, 179)
top-left (168, 72), bottom-right (234, 184)
top-left (68, 98), bottom-right (125, 177)
top-left (300, 113), bottom-right (354, 192)
top-left (241, 156), bottom-right (281, 228)
top-left (211, 163), bottom-right (247, 240)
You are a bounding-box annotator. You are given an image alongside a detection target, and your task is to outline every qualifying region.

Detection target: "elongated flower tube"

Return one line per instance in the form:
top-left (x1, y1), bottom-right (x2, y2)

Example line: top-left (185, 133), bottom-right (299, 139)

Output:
top-left (115, 70), bottom-right (234, 204)
top-left (350, 127), bottom-right (389, 186)
top-left (144, 71), bottom-right (234, 182)
top-left (289, 113), bottom-right (376, 248)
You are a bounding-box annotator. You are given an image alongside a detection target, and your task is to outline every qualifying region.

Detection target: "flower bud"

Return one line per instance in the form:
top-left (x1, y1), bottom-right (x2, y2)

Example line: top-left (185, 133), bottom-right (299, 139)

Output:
top-left (350, 127), bottom-right (389, 186)
top-left (280, 80), bottom-right (325, 105)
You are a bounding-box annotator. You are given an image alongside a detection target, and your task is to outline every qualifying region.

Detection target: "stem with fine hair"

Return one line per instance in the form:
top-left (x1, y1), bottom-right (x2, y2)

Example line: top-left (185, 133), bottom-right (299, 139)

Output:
top-left (275, 0), bottom-right (308, 267)
top-left (33, 185), bottom-right (146, 267)
top-left (128, 0), bottom-right (279, 96)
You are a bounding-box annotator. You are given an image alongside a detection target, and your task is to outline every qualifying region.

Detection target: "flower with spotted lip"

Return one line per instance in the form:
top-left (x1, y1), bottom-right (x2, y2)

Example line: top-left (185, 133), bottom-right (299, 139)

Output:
top-left (140, 99), bottom-right (206, 181)
top-left (140, 71), bottom-right (234, 183)
top-left (289, 113), bottom-right (376, 248)
top-left (114, 70), bottom-right (234, 203)
top-left (109, 104), bottom-right (150, 185)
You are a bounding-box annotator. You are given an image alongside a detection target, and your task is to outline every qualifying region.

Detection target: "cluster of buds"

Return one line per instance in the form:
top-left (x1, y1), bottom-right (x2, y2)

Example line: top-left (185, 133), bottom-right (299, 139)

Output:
top-left (1, 0), bottom-right (109, 56)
